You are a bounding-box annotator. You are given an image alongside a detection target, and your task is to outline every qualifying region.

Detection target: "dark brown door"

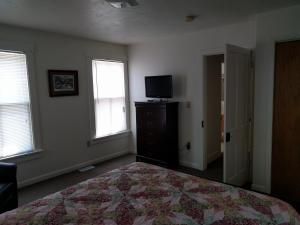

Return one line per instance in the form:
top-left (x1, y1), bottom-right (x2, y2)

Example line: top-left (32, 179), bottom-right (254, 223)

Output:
top-left (272, 40), bottom-right (300, 202)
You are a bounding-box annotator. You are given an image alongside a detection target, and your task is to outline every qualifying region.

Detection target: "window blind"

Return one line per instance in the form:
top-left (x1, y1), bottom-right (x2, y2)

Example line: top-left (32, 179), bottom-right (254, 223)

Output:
top-left (0, 51), bottom-right (34, 158)
top-left (92, 60), bottom-right (127, 138)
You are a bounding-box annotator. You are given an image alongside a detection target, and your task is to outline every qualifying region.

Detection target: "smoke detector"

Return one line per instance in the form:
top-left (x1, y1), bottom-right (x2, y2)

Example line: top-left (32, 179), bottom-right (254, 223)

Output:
top-left (105, 0), bottom-right (138, 8)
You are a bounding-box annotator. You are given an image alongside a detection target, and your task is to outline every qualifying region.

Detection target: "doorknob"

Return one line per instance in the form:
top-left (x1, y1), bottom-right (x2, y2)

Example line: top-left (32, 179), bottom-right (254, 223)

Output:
top-left (226, 132), bottom-right (231, 143)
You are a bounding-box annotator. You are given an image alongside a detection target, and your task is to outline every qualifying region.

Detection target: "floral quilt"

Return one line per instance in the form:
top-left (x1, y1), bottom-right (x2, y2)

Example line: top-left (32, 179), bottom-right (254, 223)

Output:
top-left (0, 162), bottom-right (299, 225)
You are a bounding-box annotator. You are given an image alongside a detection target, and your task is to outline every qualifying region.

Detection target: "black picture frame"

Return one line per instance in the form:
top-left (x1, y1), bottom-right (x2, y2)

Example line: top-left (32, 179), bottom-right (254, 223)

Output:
top-left (48, 70), bottom-right (79, 97)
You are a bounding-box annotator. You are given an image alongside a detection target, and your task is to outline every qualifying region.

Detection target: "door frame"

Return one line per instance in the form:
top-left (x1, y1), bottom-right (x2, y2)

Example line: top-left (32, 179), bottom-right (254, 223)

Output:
top-left (202, 47), bottom-right (225, 171)
top-left (202, 46), bottom-right (254, 184)
top-left (270, 39), bottom-right (300, 198)
top-left (260, 38), bottom-right (300, 194)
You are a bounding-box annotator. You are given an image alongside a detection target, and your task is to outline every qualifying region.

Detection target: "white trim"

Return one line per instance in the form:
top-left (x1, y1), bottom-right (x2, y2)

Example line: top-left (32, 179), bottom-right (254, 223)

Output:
top-left (85, 56), bottom-right (131, 143)
top-left (265, 41), bottom-right (276, 194)
top-left (18, 149), bottom-right (130, 188)
top-left (88, 130), bottom-right (131, 146)
top-left (0, 40), bottom-right (43, 157)
top-left (124, 59), bottom-right (131, 132)
top-left (26, 48), bottom-right (43, 151)
top-left (200, 46), bottom-right (225, 56)
top-left (86, 56), bottom-right (97, 139)
top-left (251, 183), bottom-right (268, 193)
top-left (263, 39), bottom-right (300, 195)
top-left (0, 149), bottom-right (44, 164)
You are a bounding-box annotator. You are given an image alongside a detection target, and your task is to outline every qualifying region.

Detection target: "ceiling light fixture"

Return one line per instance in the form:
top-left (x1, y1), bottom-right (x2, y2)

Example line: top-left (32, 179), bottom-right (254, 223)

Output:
top-left (105, 0), bottom-right (138, 9)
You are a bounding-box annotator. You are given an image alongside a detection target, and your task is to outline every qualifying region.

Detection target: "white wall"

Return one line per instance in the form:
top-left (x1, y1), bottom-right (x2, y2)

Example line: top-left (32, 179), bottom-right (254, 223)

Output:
top-left (252, 5), bottom-right (300, 193)
top-left (0, 24), bottom-right (130, 187)
top-left (129, 20), bottom-right (256, 170)
top-left (2, 4), bottom-right (297, 191)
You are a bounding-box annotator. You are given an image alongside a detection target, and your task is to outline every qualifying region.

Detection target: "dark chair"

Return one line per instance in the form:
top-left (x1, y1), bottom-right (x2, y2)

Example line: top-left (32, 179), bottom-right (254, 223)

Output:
top-left (0, 162), bottom-right (18, 214)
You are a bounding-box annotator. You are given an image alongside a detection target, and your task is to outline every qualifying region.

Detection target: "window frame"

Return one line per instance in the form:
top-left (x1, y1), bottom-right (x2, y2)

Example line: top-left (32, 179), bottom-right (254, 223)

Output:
top-left (0, 40), bottom-right (42, 160)
top-left (87, 57), bottom-right (130, 145)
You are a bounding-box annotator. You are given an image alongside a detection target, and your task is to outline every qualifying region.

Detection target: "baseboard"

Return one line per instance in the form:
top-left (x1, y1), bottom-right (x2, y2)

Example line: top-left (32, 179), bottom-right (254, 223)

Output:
top-left (251, 183), bottom-right (268, 193)
top-left (18, 150), bottom-right (130, 188)
top-left (179, 160), bottom-right (201, 170)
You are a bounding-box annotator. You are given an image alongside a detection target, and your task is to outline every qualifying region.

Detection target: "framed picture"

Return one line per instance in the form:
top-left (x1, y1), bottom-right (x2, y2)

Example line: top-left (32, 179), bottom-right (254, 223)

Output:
top-left (48, 70), bottom-right (79, 97)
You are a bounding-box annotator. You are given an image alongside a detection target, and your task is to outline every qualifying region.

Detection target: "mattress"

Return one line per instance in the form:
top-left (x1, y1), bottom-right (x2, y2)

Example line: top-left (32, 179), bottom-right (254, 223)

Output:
top-left (0, 162), bottom-right (299, 225)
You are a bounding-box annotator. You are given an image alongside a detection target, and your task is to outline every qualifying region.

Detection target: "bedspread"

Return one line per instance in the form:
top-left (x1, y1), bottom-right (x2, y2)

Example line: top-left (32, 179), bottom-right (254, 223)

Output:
top-left (0, 162), bottom-right (299, 225)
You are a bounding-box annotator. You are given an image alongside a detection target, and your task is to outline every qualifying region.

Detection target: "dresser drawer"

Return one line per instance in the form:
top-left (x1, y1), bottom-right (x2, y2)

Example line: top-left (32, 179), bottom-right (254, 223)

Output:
top-left (136, 111), bottom-right (165, 131)
top-left (137, 142), bottom-right (162, 159)
top-left (135, 102), bottom-right (179, 167)
top-left (136, 107), bottom-right (165, 120)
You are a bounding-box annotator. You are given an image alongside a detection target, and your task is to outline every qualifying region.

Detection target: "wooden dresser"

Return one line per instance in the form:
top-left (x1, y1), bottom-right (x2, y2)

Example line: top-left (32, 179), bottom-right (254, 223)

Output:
top-left (135, 102), bottom-right (179, 167)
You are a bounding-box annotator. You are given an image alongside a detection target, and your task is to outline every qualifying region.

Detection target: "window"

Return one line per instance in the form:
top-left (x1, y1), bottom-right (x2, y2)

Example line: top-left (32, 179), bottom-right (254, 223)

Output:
top-left (0, 51), bottom-right (34, 158)
top-left (92, 60), bottom-right (127, 138)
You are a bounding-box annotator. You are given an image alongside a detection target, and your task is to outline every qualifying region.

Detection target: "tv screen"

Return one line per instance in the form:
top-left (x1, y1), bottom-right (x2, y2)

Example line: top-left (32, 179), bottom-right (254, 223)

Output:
top-left (145, 75), bottom-right (173, 98)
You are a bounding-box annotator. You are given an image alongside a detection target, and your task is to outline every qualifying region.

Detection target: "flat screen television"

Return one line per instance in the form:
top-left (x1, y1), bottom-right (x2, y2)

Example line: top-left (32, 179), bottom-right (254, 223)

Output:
top-left (145, 75), bottom-right (173, 98)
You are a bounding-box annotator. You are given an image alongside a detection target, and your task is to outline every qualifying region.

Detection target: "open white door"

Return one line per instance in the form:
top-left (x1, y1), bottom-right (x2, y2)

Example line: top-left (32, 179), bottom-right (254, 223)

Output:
top-left (224, 44), bottom-right (251, 186)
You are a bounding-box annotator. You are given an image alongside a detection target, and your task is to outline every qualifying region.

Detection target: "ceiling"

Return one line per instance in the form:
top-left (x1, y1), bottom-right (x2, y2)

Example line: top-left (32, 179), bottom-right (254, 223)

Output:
top-left (0, 0), bottom-right (299, 44)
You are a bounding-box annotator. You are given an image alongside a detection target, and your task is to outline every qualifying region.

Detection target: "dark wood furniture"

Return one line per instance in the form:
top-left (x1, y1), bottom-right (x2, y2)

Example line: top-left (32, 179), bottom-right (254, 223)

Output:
top-left (0, 162), bottom-right (18, 214)
top-left (135, 101), bottom-right (179, 167)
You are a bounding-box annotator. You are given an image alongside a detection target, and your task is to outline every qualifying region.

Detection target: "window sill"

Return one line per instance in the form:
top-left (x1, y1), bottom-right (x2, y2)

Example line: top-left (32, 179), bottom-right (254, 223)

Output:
top-left (0, 149), bottom-right (44, 164)
top-left (88, 130), bottom-right (131, 146)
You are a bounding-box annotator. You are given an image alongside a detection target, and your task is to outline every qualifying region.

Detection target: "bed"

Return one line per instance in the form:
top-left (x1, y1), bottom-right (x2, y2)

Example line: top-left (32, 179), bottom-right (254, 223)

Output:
top-left (0, 162), bottom-right (299, 225)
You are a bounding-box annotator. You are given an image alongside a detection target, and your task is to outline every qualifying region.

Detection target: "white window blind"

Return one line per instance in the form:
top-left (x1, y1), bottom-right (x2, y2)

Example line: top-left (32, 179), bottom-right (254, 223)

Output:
top-left (0, 51), bottom-right (34, 158)
top-left (92, 60), bottom-right (127, 138)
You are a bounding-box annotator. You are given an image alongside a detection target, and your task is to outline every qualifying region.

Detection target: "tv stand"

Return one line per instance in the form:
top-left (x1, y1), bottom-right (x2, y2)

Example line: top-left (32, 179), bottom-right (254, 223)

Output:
top-left (135, 101), bottom-right (179, 167)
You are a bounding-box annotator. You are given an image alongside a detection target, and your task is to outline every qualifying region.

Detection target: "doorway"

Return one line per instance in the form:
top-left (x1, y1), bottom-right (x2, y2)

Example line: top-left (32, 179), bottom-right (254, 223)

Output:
top-left (203, 54), bottom-right (224, 182)
top-left (272, 40), bottom-right (300, 203)
top-left (203, 45), bottom-right (253, 187)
